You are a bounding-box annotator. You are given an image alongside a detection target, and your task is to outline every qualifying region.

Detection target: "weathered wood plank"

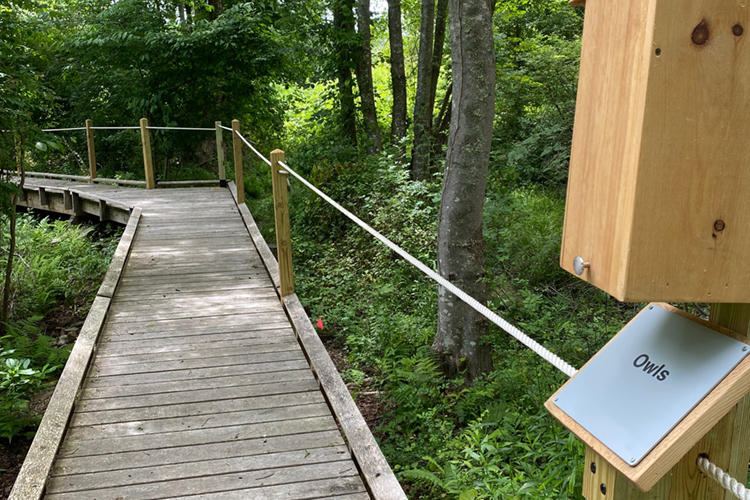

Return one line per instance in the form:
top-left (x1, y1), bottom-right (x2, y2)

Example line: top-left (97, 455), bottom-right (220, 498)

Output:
top-left (8, 297), bottom-right (111, 500)
top-left (97, 208), bottom-right (141, 298)
top-left (59, 416), bottom-right (338, 457)
top-left (102, 310), bottom-right (289, 333)
top-left (160, 476), bottom-right (367, 500)
top-left (105, 302), bottom-right (282, 323)
top-left (95, 334), bottom-right (297, 357)
top-left (66, 403), bottom-right (332, 442)
top-left (71, 390), bottom-right (325, 427)
top-left (89, 349), bottom-right (305, 378)
top-left (48, 445), bottom-right (351, 494)
top-left (45, 460), bottom-right (358, 500)
top-left (92, 342), bottom-right (300, 367)
top-left (52, 430), bottom-right (344, 476)
top-left (101, 323), bottom-right (293, 344)
top-left (80, 368), bottom-right (311, 399)
top-left (78, 378), bottom-right (318, 413)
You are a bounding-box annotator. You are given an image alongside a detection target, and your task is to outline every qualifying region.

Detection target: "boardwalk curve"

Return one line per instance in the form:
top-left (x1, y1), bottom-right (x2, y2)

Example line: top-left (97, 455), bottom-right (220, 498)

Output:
top-left (9, 179), bottom-right (405, 500)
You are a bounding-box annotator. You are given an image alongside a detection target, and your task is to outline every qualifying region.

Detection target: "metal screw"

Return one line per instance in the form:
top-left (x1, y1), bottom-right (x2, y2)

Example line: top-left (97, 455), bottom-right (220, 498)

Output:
top-left (554, 397), bottom-right (559, 402)
top-left (573, 256), bottom-right (590, 276)
top-left (600, 483), bottom-right (607, 495)
top-left (630, 457), bottom-right (636, 463)
top-left (743, 346), bottom-right (748, 352)
top-left (649, 305), bottom-right (654, 309)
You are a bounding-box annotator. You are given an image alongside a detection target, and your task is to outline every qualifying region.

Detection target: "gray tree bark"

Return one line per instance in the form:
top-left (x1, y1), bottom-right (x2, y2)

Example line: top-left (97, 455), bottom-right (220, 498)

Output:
top-left (433, 0), bottom-right (495, 380)
top-left (410, 0), bottom-right (435, 180)
top-left (356, 0), bottom-right (382, 154)
top-left (429, 0), bottom-right (449, 109)
top-left (333, 0), bottom-right (358, 147)
top-left (387, 0), bottom-right (407, 146)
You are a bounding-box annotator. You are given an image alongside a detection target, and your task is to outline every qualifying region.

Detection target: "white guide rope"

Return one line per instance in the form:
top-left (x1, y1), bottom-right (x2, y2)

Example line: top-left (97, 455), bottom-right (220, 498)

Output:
top-left (234, 130), bottom-right (269, 164)
top-left (90, 126), bottom-right (140, 130)
top-left (697, 456), bottom-right (750, 500)
top-left (232, 129), bottom-right (577, 376)
top-left (42, 127), bottom-right (87, 132)
top-left (278, 159), bottom-right (578, 378)
top-left (220, 125), bottom-right (234, 132)
top-left (147, 126), bottom-right (215, 131)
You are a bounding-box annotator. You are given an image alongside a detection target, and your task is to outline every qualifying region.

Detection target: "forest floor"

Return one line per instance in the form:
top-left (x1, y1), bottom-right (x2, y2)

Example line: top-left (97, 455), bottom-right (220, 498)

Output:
top-left (0, 304), bottom-right (88, 499)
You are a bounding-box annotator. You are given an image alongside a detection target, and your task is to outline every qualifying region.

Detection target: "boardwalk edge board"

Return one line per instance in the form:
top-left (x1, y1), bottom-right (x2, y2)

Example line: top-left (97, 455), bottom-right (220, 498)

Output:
top-left (229, 180), bottom-right (408, 500)
top-left (9, 207), bottom-right (141, 500)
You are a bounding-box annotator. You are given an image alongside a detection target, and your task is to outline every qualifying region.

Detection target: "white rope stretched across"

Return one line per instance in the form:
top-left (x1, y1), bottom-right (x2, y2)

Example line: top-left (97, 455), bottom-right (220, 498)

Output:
top-left (219, 125), bottom-right (234, 132)
top-left (234, 130), bottom-right (271, 166)
top-left (147, 126), bottom-right (215, 131)
top-left (42, 127), bottom-right (87, 132)
top-left (231, 129), bottom-right (577, 377)
top-left (90, 126), bottom-right (140, 130)
top-left (278, 158), bottom-right (577, 378)
top-left (697, 456), bottom-right (750, 500)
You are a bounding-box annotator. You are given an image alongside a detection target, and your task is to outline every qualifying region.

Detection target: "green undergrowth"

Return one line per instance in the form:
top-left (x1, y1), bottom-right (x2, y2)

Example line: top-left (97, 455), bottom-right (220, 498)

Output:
top-left (247, 150), bottom-right (642, 499)
top-left (0, 213), bottom-right (120, 441)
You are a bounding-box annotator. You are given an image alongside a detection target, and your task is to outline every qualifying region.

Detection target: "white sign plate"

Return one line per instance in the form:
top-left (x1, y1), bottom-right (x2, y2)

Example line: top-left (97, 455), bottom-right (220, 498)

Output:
top-left (553, 305), bottom-right (749, 466)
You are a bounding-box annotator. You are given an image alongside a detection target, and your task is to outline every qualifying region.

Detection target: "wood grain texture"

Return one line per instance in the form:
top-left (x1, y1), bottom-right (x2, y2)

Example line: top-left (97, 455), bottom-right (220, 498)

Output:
top-left (560, 0), bottom-right (654, 300)
top-left (85, 119), bottom-right (96, 181)
top-left (216, 121), bottom-right (226, 181)
top-left (562, 0), bottom-right (750, 302)
top-left (546, 303), bottom-right (750, 492)
top-left (139, 118), bottom-right (155, 189)
top-left (231, 180), bottom-right (402, 499)
top-left (10, 177), bottom-right (375, 499)
top-left (270, 149), bottom-right (294, 297)
top-left (231, 119), bottom-right (244, 204)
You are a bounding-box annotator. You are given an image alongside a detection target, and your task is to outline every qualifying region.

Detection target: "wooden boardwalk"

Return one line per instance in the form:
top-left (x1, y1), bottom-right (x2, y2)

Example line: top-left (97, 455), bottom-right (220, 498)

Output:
top-left (10, 179), bottom-right (400, 500)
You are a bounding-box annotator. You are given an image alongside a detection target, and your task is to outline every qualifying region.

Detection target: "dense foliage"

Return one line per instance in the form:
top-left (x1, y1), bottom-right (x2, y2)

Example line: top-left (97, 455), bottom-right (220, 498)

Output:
top-left (0, 215), bottom-right (119, 441)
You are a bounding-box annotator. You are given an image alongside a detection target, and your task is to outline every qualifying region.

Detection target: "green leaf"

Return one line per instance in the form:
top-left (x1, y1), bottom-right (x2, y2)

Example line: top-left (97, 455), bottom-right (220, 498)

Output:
top-left (459, 490), bottom-right (478, 500)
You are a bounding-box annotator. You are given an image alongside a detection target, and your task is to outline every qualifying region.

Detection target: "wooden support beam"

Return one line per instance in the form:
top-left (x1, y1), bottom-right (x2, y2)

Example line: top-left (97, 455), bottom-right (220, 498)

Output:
top-left (71, 192), bottom-right (82, 215)
top-left (38, 187), bottom-right (48, 207)
top-left (99, 199), bottom-right (107, 222)
top-left (139, 118), bottom-right (155, 189)
top-left (85, 119), bottom-right (97, 182)
top-left (231, 119), bottom-right (244, 204)
top-left (584, 304), bottom-right (750, 500)
top-left (63, 191), bottom-right (72, 210)
top-left (270, 149), bottom-right (294, 298)
top-left (216, 121), bottom-right (226, 186)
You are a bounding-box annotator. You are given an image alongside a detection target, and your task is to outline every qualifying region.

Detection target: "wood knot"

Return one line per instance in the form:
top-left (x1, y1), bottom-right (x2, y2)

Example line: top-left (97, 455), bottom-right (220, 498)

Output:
top-left (714, 219), bottom-right (726, 232)
top-left (692, 20), bottom-right (710, 45)
top-left (734, 24), bottom-right (744, 36)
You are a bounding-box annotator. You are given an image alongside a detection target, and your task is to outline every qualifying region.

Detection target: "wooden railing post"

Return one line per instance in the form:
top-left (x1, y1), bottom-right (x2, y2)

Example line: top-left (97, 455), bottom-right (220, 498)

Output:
top-left (85, 119), bottom-right (96, 182)
top-left (139, 118), bottom-right (155, 189)
top-left (270, 149), bottom-right (294, 298)
top-left (216, 121), bottom-right (226, 187)
top-left (231, 119), bottom-right (244, 204)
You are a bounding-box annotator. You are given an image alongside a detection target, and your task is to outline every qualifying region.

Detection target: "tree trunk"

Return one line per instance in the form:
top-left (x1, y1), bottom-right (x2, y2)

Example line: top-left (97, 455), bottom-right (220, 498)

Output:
top-left (209, 0), bottom-right (223, 20)
top-left (333, 0), bottom-right (358, 148)
top-left (356, 0), bottom-right (382, 154)
top-left (387, 0), bottom-right (407, 147)
top-left (433, 0), bottom-right (496, 381)
top-left (431, 81), bottom-right (452, 167)
top-left (411, 0), bottom-right (435, 180)
top-left (2, 135), bottom-right (24, 332)
top-left (429, 0), bottom-right (449, 109)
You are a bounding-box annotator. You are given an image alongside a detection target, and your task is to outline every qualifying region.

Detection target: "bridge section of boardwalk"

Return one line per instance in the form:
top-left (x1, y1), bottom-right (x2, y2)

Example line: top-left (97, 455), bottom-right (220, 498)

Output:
top-left (10, 178), bottom-right (405, 500)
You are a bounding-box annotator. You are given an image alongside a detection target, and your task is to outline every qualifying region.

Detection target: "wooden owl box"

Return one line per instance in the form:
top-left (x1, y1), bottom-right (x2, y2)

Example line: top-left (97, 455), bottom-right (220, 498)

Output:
top-left (560, 0), bottom-right (750, 302)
